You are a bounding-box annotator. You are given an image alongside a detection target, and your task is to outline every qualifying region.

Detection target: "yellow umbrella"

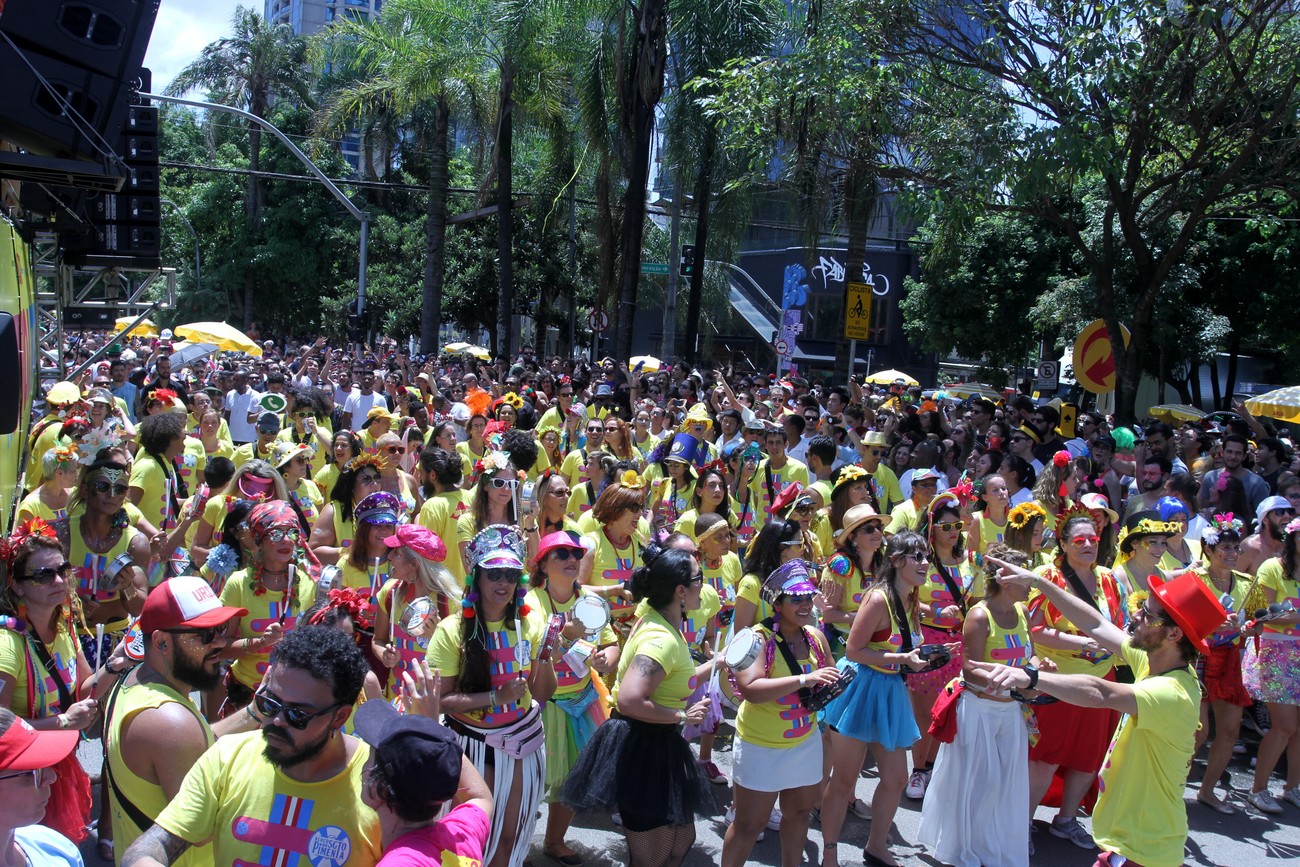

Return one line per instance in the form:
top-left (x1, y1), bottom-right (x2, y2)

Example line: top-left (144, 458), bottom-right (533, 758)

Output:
top-left (863, 369), bottom-right (920, 387)
top-left (946, 382), bottom-right (1003, 400)
top-left (1147, 404), bottom-right (1206, 423)
top-left (630, 355), bottom-right (663, 373)
top-left (1246, 386), bottom-right (1300, 423)
top-left (465, 345), bottom-right (492, 361)
top-left (112, 316), bottom-right (158, 338)
top-left (174, 321), bottom-right (262, 356)
top-left (444, 341), bottom-right (472, 353)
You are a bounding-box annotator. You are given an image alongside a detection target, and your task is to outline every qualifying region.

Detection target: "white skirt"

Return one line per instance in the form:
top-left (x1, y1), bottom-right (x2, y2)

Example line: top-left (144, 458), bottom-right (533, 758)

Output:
top-left (918, 692), bottom-right (1030, 867)
top-left (732, 734), bottom-right (823, 792)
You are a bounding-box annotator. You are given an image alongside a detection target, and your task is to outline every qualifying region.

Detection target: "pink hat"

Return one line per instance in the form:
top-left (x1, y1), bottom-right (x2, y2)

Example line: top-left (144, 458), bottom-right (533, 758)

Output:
top-left (382, 524), bottom-right (447, 562)
top-left (533, 530), bottom-right (586, 566)
top-left (140, 576), bottom-right (248, 633)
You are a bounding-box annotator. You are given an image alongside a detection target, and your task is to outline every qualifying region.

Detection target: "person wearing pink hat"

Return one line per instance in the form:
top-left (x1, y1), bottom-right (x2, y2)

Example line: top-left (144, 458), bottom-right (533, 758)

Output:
top-left (372, 524), bottom-right (460, 694)
top-left (981, 558), bottom-right (1226, 867)
top-left (103, 576), bottom-right (251, 863)
top-left (0, 707), bottom-right (83, 865)
top-left (525, 530), bottom-right (619, 865)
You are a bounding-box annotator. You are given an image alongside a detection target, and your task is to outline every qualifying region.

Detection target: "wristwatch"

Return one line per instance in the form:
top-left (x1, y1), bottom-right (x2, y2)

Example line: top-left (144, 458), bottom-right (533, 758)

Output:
top-left (1023, 664), bottom-right (1040, 690)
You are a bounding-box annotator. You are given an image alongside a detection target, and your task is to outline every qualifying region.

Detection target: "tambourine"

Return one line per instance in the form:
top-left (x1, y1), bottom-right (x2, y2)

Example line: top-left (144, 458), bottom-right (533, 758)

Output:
top-left (99, 552), bottom-right (136, 594)
top-left (722, 627), bottom-right (763, 671)
top-left (572, 595), bottom-right (611, 635)
top-left (316, 564), bottom-right (342, 595)
top-left (901, 643), bottom-right (951, 676)
top-left (804, 665), bottom-right (856, 713)
top-left (398, 596), bottom-right (435, 635)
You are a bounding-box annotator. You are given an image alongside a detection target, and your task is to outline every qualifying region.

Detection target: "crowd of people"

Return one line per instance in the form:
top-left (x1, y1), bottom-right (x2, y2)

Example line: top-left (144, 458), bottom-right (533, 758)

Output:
top-left (5, 326), bottom-right (1299, 867)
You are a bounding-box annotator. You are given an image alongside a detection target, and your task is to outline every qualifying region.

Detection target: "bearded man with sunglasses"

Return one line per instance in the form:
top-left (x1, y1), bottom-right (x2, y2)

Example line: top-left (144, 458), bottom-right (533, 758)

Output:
top-left (103, 576), bottom-right (255, 864)
top-left (123, 625), bottom-right (382, 867)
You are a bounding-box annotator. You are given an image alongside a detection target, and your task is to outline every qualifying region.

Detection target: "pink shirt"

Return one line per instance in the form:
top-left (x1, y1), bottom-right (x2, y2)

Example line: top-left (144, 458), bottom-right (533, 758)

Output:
top-left (378, 803), bottom-right (490, 866)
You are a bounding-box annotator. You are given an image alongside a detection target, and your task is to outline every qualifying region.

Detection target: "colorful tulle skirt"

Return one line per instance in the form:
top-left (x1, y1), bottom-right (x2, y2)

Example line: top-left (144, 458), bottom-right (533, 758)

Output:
top-left (1243, 636), bottom-right (1300, 705)
top-left (820, 659), bottom-right (920, 751)
top-left (541, 680), bottom-right (609, 802)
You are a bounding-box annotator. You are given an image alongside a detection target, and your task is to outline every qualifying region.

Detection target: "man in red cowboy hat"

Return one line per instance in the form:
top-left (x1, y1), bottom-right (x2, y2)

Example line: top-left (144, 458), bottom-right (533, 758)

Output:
top-left (977, 561), bottom-right (1226, 867)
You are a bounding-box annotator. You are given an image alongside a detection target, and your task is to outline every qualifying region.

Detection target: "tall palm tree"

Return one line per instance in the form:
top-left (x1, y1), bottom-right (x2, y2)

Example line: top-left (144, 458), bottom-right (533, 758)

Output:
top-left (316, 0), bottom-right (482, 354)
top-left (167, 6), bottom-right (313, 326)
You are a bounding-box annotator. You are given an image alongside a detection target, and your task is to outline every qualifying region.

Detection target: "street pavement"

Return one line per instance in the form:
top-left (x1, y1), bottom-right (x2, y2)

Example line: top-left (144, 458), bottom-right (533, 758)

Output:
top-left (74, 715), bottom-right (1296, 865)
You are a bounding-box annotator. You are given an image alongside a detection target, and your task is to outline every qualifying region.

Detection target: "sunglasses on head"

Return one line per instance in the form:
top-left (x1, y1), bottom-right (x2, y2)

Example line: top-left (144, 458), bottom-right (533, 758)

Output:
top-left (254, 689), bottom-right (343, 730)
top-left (20, 562), bottom-right (73, 584)
top-left (549, 548), bottom-right (582, 561)
top-left (92, 480), bottom-right (130, 497)
top-left (165, 625), bottom-right (223, 644)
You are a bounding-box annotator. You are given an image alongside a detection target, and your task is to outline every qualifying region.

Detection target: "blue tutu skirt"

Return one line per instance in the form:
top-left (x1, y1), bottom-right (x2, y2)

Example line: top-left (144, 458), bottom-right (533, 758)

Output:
top-left (820, 658), bottom-right (920, 751)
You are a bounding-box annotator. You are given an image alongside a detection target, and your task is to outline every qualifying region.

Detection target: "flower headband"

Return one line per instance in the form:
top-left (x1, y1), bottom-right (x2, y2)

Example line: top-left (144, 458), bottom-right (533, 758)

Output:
top-left (1006, 501), bottom-right (1048, 529)
top-left (0, 519), bottom-right (58, 571)
top-left (307, 587), bottom-right (372, 626)
top-left (78, 427), bottom-right (123, 464)
top-left (1202, 512), bottom-right (1245, 548)
top-left (50, 445), bottom-right (79, 466)
top-left (619, 469), bottom-right (646, 490)
top-left (500, 392), bottom-right (524, 410)
top-left (1286, 517), bottom-right (1300, 536)
top-left (833, 464), bottom-right (870, 492)
top-left (344, 453), bottom-right (384, 475)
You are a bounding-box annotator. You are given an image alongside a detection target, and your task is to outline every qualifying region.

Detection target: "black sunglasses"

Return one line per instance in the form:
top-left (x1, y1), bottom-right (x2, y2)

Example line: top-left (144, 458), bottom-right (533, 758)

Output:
top-left (254, 689), bottom-right (344, 730)
top-left (20, 562), bottom-right (73, 584)
top-left (165, 625), bottom-right (223, 644)
top-left (549, 548), bottom-right (582, 561)
top-left (92, 480), bottom-right (130, 497)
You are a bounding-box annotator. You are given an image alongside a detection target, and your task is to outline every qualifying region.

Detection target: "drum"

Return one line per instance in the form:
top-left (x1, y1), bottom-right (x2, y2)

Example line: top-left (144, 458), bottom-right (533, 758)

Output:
top-left (719, 628), bottom-right (764, 710)
top-left (573, 595), bottom-right (611, 635)
top-left (398, 596), bottom-right (435, 635)
top-left (317, 564), bottom-right (342, 595)
top-left (99, 552), bottom-right (135, 594)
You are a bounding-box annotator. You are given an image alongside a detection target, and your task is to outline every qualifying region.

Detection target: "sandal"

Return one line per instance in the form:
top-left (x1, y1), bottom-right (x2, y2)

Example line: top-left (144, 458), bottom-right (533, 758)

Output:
top-left (97, 838), bottom-right (114, 862)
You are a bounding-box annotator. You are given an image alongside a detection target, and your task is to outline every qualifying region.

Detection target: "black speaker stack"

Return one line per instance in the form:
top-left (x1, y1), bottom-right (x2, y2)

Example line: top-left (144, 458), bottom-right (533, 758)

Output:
top-left (0, 0), bottom-right (163, 266)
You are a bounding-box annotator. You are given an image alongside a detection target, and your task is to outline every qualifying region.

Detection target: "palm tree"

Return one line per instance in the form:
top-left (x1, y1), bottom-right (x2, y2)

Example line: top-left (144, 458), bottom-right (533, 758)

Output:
top-left (167, 6), bottom-right (313, 326)
top-left (316, 0), bottom-right (482, 354)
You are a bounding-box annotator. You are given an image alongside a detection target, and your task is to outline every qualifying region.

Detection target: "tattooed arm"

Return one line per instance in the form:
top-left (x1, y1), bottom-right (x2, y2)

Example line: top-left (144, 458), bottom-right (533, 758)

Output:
top-left (608, 653), bottom-right (678, 724)
top-left (122, 825), bottom-right (193, 867)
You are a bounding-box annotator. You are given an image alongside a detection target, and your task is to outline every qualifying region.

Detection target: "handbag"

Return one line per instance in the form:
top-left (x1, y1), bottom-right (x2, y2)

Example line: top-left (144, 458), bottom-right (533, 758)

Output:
top-left (927, 678), bottom-right (964, 744)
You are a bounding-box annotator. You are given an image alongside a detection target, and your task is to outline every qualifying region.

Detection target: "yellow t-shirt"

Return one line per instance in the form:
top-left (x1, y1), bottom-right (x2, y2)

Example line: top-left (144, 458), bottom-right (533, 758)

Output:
top-left (918, 560), bottom-right (975, 630)
top-left (1028, 565), bottom-right (1123, 677)
top-left (154, 730), bottom-right (381, 867)
top-left (702, 552), bottom-right (743, 608)
top-left (232, 440), bottom-right (277, 469)
top-left (289, 479), bottom-right (325, 529)
top-left (454, 441), bottom-right (487, 481)
top-left (885, 500), bottom-right (922, 534)
top-left (1157, 538), bottom-right (1203, 572)
top-left (735, 572), bottom-right (772, 625)
top-left (219, 567), bottom-right (318, 688)
top-left (747, 458), bottom-right (810, 531)
top-left (1255, 557), bottom-right (1300, 638)
top-left (653, 477), bottom-right (696, 528)
top-left (0, 624), bottom-right (78, 718)
top-left (583, 529), bottom-right (643, 619)
top-left (129, 454), bottom-right (176, 532)
top-left (106, 679), bottom-right (215, 866)
top-left (612, 610), bottom-right (696, 711)
top-left (735, 624), bottom-right (830, 749)
top-left (636, 586), bottom-right (722, 654)
top-left (14, 490), bottom-right (68, 525)
top-left (673, 507), bottom-right (740, 541)
top-left (821, 553), bottom-right (874, 616)
top-left (1092, 640), bottom-right (1199, 867)
top-left (560, 448), bottom-right (596, 489)
top-left (417, 490), bottom-right (470, 580)
top-left (312, 463), bottom-right (340, 497)
top-left (277, 425), bottom-right (330, 476)
top-left (427, 614), bottom-right (542, 727)
top-left (1192, 567), bottom-right (1254, 648)
top-left (566, 482), bottom-right (597, 519)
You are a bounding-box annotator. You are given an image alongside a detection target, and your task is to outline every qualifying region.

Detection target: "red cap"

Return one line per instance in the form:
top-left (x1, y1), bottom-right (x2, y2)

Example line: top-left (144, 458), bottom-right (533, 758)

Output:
top-left (382, 524), bottom-right (447, 563)
top-left (0, 715), bottom-right (77, 771)
top-left (766, 482), bottom-right (806, 516)
top-left (140, 576), bottom-right (248, 633)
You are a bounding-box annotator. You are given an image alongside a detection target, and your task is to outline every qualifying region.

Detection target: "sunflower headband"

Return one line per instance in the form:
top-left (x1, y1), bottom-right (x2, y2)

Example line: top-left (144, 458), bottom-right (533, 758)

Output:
top-left (619, 470), bottom-right (646, 490)
top-left (500, 392), bottom-right (524, 410)
top-left (1006, 502), bottom-right (1048, 529)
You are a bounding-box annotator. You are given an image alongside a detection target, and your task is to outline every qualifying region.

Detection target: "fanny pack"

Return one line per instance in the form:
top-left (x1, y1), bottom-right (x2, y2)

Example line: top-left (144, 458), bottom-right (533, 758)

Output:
top-left (551, 681), bottom-right (599, 720)
top-left (453, 706), bottom-right (545, 760)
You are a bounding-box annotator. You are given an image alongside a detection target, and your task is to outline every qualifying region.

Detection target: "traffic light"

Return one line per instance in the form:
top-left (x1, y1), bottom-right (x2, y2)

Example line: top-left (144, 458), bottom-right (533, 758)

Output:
top-left (346, 299), bottom-right (364, 341)
top-left (679, 243), bottom-right (697, 277)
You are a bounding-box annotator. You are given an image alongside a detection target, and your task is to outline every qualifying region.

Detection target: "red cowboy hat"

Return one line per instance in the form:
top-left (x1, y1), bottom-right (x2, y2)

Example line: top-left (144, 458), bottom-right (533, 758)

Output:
top-left (1147, 571), bottom-right (1227, 655)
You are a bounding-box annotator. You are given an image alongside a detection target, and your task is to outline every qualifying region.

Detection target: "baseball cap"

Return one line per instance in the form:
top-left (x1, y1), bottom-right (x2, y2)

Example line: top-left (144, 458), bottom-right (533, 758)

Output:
top-left (382, 524), bottom-right (447, 562)
top-left (354, 701), bottom-right (463, 805)
top-left (256, 411), bottom-right (282, 434)
top-left (140, 576), bottom-right (247, 633)
top-left (594, 384), bottom-right (614, 398)
top-left (1256, 494), bottom-right (1293, 524)
top-left (0, 715), bottom-right (78, 772)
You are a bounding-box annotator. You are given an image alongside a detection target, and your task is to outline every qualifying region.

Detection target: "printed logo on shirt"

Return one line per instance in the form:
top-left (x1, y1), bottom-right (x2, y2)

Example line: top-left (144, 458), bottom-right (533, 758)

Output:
top-left (482, 629), bottom-right (527, 726)
top-left (231, 794), bottom-right (353, 866)
top-left (779, 663), bottom-right (815, 739)
top-left (988, 633), bottom-right (1029, 667)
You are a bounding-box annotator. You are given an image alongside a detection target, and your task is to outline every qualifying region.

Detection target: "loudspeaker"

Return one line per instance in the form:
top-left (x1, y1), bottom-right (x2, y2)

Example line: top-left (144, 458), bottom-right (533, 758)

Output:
top-left (0, 0), bottom-right (159, 160)
top-left (0, 1), bottom-right (160, 79)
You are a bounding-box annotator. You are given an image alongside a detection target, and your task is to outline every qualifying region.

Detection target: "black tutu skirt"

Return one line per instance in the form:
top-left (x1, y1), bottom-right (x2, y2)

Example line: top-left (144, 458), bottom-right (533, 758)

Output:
top-left (560, 711), bottom-right (715, 832)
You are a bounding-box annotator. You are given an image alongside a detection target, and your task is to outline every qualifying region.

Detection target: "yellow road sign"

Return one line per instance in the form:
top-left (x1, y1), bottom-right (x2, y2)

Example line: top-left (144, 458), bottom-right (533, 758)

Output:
top-left (844, 282), bottom-right (873, 340)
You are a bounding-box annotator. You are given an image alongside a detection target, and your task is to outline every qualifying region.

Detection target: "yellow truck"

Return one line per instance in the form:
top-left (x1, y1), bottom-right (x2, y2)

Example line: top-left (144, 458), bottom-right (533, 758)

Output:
top-left (0, 217), bottom-right (37, 531)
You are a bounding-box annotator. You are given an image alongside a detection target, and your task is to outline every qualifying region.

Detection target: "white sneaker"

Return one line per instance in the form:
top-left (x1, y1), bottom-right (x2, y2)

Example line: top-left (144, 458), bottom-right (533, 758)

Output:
top-left (1242, 785), bottom-right (1284, 816)
top-left (1283, 787), bottom-right (1300, 809)
top-left (904, 768), bottom-right (928, 800)
top-left (724, 804), bottom-right (764, 841)
top-left (1248, 789), bottom-right (1283, 814)
top-left (767, 808), bottom-right (782, 831)
top-left (611, 811), bottom-right (622, 826)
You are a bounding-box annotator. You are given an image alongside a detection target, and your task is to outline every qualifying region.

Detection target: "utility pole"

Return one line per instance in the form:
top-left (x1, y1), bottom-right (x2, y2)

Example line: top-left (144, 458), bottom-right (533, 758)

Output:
top-left (660, 177), bottom-right (681, 360)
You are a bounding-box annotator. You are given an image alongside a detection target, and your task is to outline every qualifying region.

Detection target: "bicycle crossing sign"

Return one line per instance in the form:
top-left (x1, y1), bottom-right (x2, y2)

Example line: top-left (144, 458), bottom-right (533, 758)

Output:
top-left (844, 282), bottom-right (873, 340)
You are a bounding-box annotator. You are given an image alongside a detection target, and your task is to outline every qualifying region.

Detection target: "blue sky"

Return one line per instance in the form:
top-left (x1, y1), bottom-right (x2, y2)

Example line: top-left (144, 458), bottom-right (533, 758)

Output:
top-left (144, 0), bottom-right (242, 91)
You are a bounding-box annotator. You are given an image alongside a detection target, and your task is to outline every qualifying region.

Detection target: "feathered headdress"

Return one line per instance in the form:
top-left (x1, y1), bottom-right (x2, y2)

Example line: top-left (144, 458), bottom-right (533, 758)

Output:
top-left (0, 519), bottom-right (59, 572)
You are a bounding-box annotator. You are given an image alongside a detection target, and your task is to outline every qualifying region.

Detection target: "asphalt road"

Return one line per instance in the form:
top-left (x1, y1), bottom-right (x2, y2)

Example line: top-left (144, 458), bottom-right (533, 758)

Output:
top-left (74, 716), bottom-right (1296, 866)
